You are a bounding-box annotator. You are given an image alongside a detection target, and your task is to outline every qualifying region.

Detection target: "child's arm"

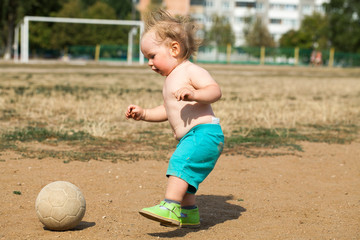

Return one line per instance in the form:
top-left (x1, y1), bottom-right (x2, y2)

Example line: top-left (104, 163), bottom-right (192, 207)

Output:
top-left (174, 65), bottom-right (221, 104)
top-left (125, 104), bottom-right (168, 122)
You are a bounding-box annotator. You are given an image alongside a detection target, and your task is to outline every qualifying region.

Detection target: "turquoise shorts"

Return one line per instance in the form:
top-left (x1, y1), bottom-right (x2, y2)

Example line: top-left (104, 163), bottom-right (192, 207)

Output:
top-left (166, 123), bottom-right (224, 194)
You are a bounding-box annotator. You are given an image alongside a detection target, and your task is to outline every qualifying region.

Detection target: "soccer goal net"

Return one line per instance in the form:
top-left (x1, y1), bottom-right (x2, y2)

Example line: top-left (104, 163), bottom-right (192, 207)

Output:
top-left (14, 16), bottom-right (144, 64)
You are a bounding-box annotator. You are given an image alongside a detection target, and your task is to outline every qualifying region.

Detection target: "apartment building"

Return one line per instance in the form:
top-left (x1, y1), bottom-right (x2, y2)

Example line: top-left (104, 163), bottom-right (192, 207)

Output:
top-left (190, 0), bottom-right (328, 45)
top-left (137, 0), bottom-right (328, 46)
top-left (137, 0), bottom-right (190, 16)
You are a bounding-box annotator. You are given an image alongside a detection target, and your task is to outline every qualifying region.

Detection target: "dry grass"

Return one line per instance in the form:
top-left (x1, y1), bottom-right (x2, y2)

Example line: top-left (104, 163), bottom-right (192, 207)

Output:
top-left (0, 63), bottom-right (359, 160)
top-left (212, 65), bottom-right (360, 133)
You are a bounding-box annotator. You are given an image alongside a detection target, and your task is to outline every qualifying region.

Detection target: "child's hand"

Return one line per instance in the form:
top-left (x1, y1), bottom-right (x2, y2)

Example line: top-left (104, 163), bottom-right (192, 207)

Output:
top-left (174, 87), bottom-right (195, 101)
top-left (125, 105), bottom-right (145, 121)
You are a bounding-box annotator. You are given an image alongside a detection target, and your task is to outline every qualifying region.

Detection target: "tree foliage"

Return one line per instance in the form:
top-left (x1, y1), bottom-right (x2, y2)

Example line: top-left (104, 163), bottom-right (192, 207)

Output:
top-left (324, 0), bottom-right (360, 53)
top-left (244, 17), bottom-right (275, 47)
top-left (205, 15), bottom-right (235, 47)
top-left (31, 0), bottom-right (135, 50)
top-left (280, 0), bottom-right (360, 53)
top-left (279, 12), bottom-right (329, 49)
top-left (0, 0), bottom-right (136, 58)
top-left (0, 0), bottom-right (63, 58)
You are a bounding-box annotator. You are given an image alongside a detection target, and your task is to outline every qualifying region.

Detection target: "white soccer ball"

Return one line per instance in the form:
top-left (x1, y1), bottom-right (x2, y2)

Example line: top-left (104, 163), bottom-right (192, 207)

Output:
top-left (35, 181), bottom-right (86, 230)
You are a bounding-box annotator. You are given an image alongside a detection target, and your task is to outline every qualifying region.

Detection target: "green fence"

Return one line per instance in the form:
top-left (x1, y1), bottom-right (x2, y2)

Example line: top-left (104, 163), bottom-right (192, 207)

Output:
top-left (196, 46), bottom-right (360, 67)
top-left (67, 45), bottom-right (140, 62)
top-left (66, 44), bottom-right (360, 67)
top-left (67, 46), bottom-right (96, 60)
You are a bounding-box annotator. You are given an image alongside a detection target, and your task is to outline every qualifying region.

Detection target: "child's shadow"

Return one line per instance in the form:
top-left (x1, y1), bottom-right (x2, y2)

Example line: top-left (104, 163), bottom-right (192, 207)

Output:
top-left (148, 194), bottom-right (246, 238)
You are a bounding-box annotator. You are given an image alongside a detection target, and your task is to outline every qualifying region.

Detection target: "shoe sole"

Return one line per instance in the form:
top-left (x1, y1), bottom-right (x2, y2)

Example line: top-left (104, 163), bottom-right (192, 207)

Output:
top-left (139, 210), bottom-right (180, 227)
top-left (160, 222), bottom-right (201, 229)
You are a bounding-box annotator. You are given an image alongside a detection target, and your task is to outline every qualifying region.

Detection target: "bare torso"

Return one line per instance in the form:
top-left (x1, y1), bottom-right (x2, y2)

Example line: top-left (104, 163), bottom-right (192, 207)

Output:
top-left (163, 61), bottom-right (215, 140)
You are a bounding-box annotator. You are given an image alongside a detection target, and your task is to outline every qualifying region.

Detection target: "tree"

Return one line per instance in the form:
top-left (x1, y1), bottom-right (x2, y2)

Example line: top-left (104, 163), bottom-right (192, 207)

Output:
top-left (0, 0), bottom-right (135, 58)
top-left (101, 0), bottom-right (135, 20)
top-left (0, 0), bottom-right (63, 59)
top-left (244, 17), bottom-right (275, 47)
top-left (30, 0), bottom-right (84, 50)
top-left (279, 12), bottom-right (329, 49)
top-left (324, 0), bottom-right (360, 53)
top-left (44, 0), bottom-right (131, 49)
top-left (0, 0), bottom-right (19, 59)
top-left (205, 15), bottom-right (235, 47)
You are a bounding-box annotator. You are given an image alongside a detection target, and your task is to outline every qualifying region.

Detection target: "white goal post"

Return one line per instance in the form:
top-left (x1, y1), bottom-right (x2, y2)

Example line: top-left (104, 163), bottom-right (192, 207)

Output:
top-left (14, 16), bottom-right (144, 64)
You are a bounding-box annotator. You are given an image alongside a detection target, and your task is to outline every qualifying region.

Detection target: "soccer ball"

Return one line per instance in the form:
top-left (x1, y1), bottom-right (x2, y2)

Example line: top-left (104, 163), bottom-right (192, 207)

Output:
top-left (35, 181), bottom-right (86, 230)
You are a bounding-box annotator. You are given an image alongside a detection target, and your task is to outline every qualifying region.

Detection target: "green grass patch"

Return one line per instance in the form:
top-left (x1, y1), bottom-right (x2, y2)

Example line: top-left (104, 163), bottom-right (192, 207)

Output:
top-left (293, 124), bottom-right (359, 144)
top-left (227, 127), bottom-right (303, 151)
top-left (1, 124), bottom-right (358, 162)
top-left (135, 130), bottom-right (176, 150)
top-left (0, 109), bottom-right (18, 120)
top-left (0, 126), bottom-right (170, 163)
top-left (1, 84), bottom-right (162, 98)
top-left (19, 148), bottom-right (141, 163)
top-left (226, 124), bottom-right (358, 152)
top-left (2, 127), bottom-right (95, 142)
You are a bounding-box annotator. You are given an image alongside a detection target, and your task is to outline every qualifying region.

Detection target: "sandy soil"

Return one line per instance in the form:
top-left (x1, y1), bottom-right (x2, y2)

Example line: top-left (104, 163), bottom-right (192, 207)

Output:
top-left (0, 141), bottom-right (359, 240)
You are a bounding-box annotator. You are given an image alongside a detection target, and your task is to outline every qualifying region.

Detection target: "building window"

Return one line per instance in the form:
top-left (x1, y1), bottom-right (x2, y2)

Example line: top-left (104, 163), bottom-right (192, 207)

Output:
top-left (270, 18), bottom-right (282, 24)
top-left (222, 0), bottom-right (230, 9)
top-left (235, 1), bottom-right (256, 8)
top-left (316, 5), bottom-right (325, 13)
top-left (205, 0), bottom-right (214, 7)
top-left (256, 3), bottom-right (263, 10)
top-left (235, 16), bottom-right (251, 24)
top-left (302, 4), bottom-right (312, 14)
top-left (270, 3), bottom-right (280, 9)
top-left (283, 19), bottom-right (297, 27)
top-left (205, 16), bottom-right (212, 24)
top-left (284, 4), bottom-right (297, 10)
top-left (270, 3), bottom-right (297, 10)
top-left (190, 0), bottom-right (205, 5)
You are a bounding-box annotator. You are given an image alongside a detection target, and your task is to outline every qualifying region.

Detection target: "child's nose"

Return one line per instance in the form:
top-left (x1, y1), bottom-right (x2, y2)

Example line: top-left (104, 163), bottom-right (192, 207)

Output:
top-left (148, 59), bottom-right (153, 66)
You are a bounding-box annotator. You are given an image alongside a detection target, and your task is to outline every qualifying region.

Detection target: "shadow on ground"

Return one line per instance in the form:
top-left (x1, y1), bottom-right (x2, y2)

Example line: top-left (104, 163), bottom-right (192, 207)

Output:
top-left (43, 221), bottom-right (96, 232)
top-left (148, 195), bottom-right (246, 238)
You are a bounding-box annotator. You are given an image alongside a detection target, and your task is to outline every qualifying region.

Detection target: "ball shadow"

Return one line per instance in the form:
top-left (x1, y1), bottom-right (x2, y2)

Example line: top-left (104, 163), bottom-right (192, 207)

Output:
top-left (43, 221), bottom-right (96, 231)
top-left (73, 221), bottom-right (96, 231)
top-left (148, 194), bottom-right (246, 238)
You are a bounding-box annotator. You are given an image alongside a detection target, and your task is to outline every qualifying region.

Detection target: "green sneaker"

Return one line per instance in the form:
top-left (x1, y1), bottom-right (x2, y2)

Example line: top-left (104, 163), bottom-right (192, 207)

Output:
top-left (180, 207), bottom-right (200, 228)
top-left (139, 201), bottom-right (181, 227)
top-left (160, 207), bottom-right (201, 228)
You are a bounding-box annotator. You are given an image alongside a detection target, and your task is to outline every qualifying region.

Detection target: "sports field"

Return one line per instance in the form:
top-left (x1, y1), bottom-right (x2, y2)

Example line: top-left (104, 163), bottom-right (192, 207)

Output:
top-left (0, 63), bottom-right (359, 239)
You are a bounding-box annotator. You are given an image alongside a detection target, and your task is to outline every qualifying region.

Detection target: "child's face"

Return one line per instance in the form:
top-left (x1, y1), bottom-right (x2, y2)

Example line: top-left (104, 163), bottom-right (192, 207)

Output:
top-left (141, 31), bottom-right (179, 76)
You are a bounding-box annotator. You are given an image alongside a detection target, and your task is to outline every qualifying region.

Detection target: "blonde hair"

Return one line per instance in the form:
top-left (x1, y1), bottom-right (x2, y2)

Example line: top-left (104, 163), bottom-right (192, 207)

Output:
top-left (143, 9), bottom-right (201, 60)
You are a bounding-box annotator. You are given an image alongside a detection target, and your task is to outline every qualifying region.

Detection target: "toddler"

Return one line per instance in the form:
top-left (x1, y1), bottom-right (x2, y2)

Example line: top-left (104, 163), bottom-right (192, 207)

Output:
top-left (125, 9), bottom-right (224, 228)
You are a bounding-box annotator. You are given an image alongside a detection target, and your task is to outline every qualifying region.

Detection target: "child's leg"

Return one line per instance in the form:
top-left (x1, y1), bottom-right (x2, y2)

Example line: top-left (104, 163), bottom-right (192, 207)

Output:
top-left (164, 178), bottom-right (200, 228)
top-left (180, 192), bottom-right (200, 228)
top-left (181, 192), bottom-right (196, 207)
top-left (165, 175), bottom-right (188, 202)
top-left (139, 175), bottom-right (187, 227)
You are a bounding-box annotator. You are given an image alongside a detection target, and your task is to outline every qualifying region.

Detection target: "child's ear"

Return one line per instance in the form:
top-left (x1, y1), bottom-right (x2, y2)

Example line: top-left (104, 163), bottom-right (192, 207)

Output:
top-left (170, 41), bottom-right (180, 57)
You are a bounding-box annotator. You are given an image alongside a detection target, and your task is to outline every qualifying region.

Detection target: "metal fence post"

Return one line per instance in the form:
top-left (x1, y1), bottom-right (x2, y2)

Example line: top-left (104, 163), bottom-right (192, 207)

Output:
top-left (260, 46), bottom-right (265, 65)
top-left (294, 47), bottom-right (299, 65)
top-left (328, 48), bottom-right (335, 67)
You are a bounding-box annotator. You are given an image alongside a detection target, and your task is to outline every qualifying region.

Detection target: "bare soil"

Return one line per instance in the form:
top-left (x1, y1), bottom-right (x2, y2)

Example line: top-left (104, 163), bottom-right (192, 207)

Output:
top-left (1, 141), bottom-right (359, 240)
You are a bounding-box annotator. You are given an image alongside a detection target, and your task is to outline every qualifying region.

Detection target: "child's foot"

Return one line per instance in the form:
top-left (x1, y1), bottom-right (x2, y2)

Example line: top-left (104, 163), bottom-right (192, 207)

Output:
top-left (180, 207), bottom-right (200, 228)
top-left (139, 201), bottom-right (181, 227)
top-left (160, 207), bottom-right (201, 228)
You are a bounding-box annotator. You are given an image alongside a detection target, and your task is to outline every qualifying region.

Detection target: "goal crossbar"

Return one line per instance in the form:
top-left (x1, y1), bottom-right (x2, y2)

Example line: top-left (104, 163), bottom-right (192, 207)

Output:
top-left (15, 16), bottom-right (145, 64)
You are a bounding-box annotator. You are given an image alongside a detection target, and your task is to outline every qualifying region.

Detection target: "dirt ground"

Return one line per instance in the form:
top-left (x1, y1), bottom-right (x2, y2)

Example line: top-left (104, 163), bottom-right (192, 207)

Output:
top-left (0, 141), bottom-right (359, 240)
